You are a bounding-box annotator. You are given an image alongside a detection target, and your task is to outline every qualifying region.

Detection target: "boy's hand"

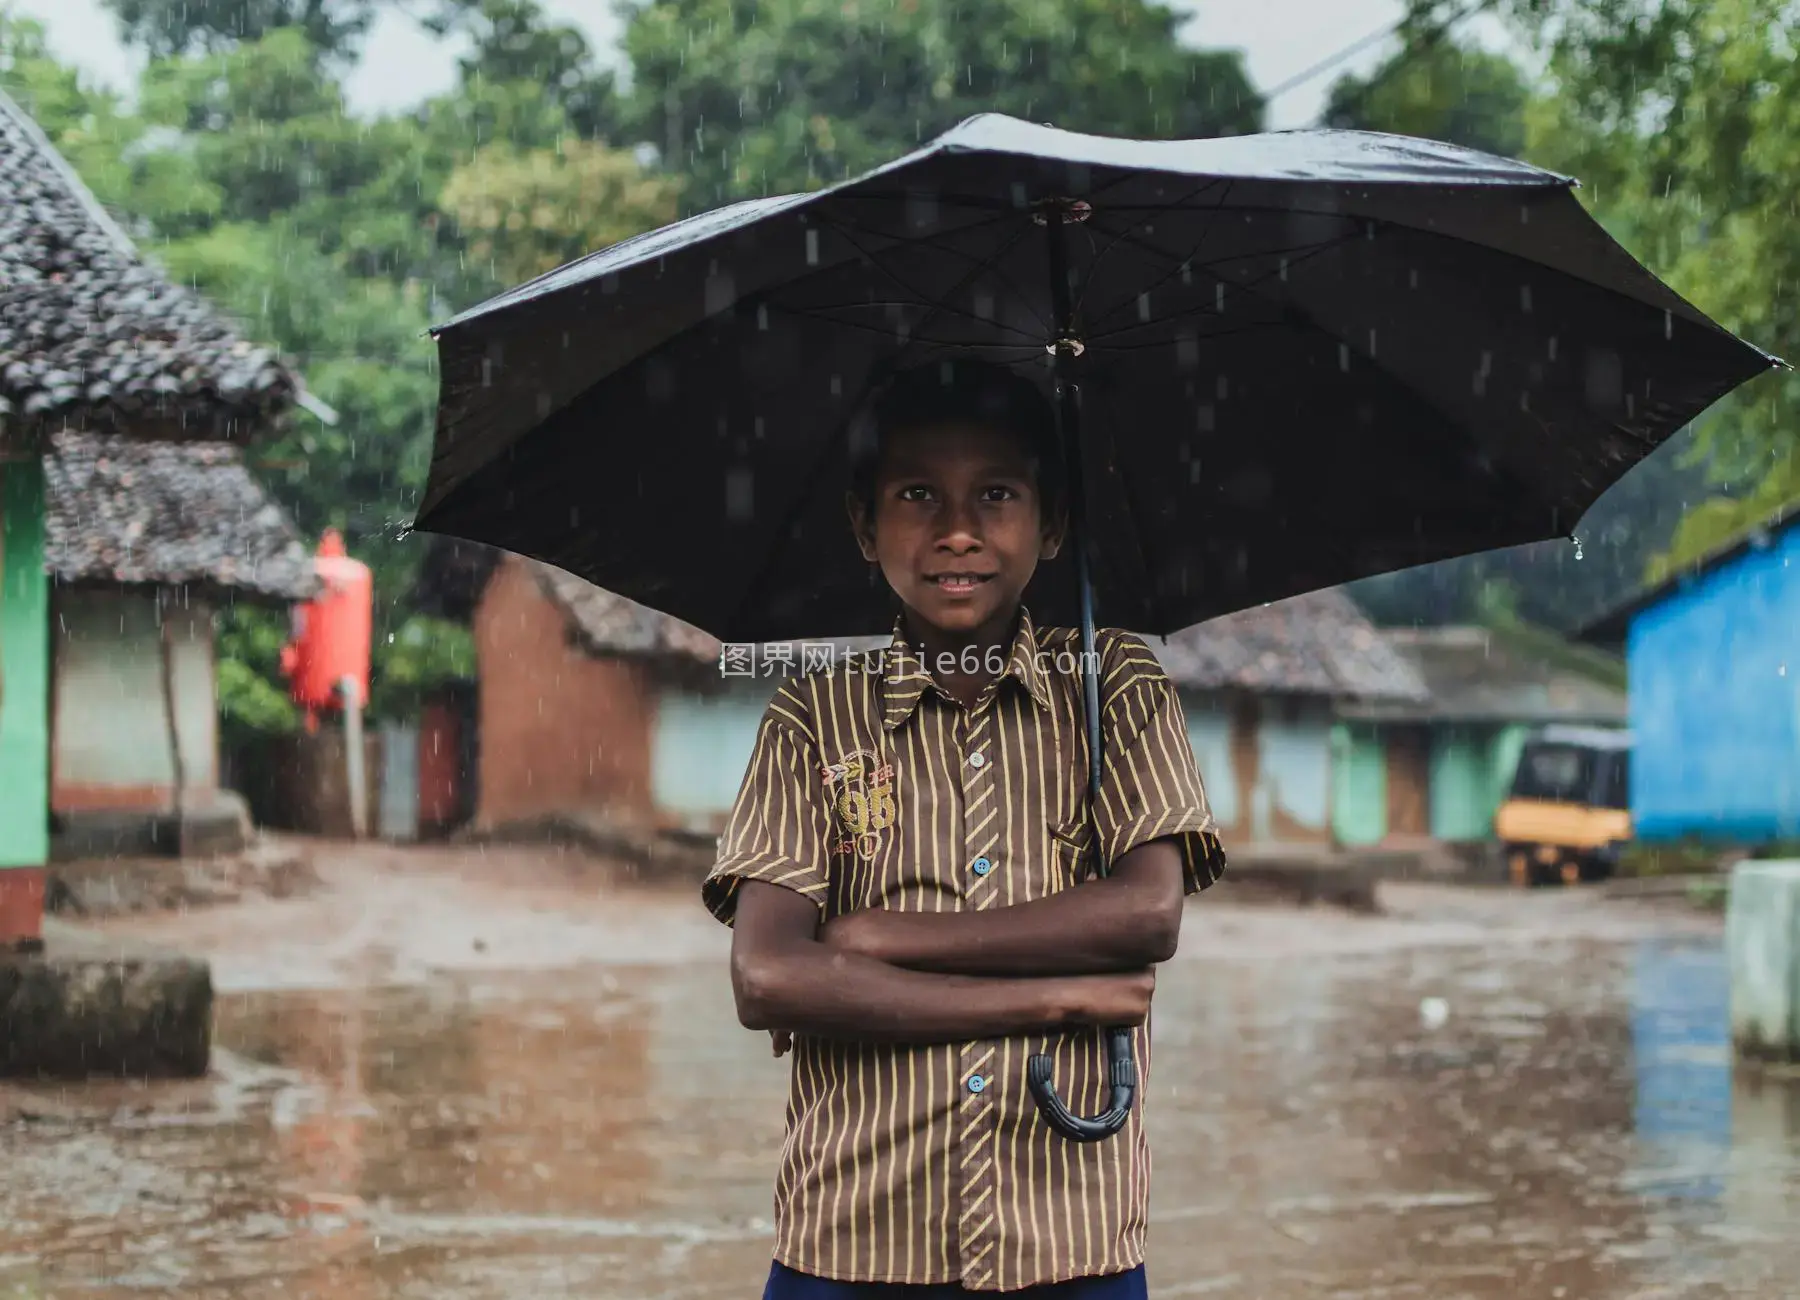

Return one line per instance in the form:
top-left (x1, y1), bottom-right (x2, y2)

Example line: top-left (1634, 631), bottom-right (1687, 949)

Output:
top-left (771, 1029), bottom-right (793, 1056)
top-left (1066, 968), bottom-right (1157, 1027)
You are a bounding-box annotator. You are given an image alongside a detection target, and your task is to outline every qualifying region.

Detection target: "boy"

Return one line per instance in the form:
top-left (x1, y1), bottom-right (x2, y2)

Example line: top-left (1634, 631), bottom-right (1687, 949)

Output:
top-left (702, 359), bottom-right (1226, 1298)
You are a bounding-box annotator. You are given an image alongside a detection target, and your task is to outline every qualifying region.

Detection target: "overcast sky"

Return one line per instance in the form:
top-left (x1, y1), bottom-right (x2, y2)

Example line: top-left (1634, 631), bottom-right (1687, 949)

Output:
top-left (4, 0), bottom-right (1515, 131)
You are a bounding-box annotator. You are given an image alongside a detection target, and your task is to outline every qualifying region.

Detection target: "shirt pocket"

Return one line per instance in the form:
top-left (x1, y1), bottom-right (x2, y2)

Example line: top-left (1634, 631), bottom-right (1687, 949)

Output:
top-left (1048, 818), bottom-right (1098, 890)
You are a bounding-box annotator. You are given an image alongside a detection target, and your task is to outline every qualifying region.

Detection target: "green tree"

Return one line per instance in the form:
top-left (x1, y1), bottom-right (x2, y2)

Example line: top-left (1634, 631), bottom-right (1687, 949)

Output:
top-left (101, 0), bottom-right (380, 62)
top-left (1500, 0), bottom-right (1799, 577)
top-left (1322, 27), bottom-right (1531, 156)
top-left (422, 0), bottom-right (624, 141)
top-left (5, 5), bottom-right (687, 728)
top-left (619, 0), bottom-right (1261, 209)
top-left (441, 138), bottom-right (681, 285)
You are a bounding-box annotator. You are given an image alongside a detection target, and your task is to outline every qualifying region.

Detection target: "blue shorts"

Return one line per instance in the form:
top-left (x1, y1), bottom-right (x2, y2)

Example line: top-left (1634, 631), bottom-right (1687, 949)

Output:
top-left (762, 1260), bottom-right (1149, 1298)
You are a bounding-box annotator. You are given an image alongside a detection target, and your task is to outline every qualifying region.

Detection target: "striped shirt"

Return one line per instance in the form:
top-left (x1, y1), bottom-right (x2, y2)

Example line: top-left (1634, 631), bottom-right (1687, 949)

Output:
top-left (702, 608), bottom-right (1226, 1291)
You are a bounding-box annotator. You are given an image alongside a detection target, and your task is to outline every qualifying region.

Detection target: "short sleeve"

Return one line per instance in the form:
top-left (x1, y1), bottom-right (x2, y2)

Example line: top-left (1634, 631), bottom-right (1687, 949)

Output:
top-left (701, 687), bottom-right (835, 926)
top-left (1093, 632), bottom-right (1227, 894)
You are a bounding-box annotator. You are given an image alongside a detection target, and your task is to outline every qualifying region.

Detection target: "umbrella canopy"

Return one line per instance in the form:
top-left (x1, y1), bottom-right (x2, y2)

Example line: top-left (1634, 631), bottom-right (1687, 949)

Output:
top-left (414, 114), bottom-right (1775, 644)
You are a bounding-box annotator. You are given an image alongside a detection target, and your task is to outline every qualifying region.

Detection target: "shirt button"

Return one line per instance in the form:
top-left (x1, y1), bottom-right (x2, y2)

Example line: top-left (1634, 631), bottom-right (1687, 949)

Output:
top-left (971, 856), bottom-right (992, 877)
top-left (968, 751), bottom-right (986, 768)
top-left (968, 1075), bottom-right (987, 1094)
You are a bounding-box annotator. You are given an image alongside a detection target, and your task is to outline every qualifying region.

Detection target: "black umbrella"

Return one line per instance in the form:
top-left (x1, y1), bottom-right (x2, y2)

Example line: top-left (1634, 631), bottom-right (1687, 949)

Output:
top-left (414, 114), bottom-right (1776, 1141)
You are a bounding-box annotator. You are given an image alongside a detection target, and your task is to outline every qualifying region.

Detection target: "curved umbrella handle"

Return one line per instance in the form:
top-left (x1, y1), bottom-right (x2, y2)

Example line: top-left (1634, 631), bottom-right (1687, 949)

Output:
top-left (1026, 1026), bottom-right (1136, 1142)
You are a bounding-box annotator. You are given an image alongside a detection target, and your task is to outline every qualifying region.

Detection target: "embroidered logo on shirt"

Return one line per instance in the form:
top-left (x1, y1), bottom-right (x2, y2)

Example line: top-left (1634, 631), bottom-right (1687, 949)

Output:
top-left (821, 750), bottom-right (895, 860)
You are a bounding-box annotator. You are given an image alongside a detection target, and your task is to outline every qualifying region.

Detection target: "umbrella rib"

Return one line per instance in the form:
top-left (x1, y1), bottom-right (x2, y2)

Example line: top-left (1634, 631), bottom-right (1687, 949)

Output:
top-left (1081, 228), bottom-right (1354, 339)
top-left (721, 216), bottom-right (1054, 637)
top-left (762, 305), bottom-right (1040, 352)
top-left (823, 209), bottom-right (1058, 340)
top-left (809, 203), bottom-right (1018, 255)
top-left (1071, 218), bottom-right (1547, 536)
top-left (773, 299), bottom-right (1045, 344)
top-left (812, 211), bottom-right (1053, 338)
top-left (1082, 251), bottom-right (1343, 346)
top-left (1087, 320), bottom-right (1293, 353)
top-left (1072, 177), bottom-right (1233, 322)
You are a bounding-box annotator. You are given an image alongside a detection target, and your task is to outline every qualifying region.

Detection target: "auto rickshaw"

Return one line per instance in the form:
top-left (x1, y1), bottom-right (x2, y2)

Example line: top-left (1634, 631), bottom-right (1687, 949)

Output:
top-left (1494, 725), bottom-right (1632, 886)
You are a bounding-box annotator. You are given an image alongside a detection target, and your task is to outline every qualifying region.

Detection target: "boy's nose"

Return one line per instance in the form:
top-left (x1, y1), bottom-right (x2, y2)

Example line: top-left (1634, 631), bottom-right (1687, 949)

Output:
top-left (935, 504), bottom-right (983, 552)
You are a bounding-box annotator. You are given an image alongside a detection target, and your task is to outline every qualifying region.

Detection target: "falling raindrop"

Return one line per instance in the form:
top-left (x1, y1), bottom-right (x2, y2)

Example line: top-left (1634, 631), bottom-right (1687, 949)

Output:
top-left (1572, 534), bottom-right (1584, 560)
top-left (727, 468), bottom-right (755, 521)
top-left (1137, 294), bottom-right (1151, 323)
top-left (805, 230), bottom-right (820, 265)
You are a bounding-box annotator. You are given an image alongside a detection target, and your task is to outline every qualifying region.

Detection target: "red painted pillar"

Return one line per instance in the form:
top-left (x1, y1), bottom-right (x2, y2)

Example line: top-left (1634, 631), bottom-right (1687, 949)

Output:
top-left (0, 871), bottom-right (46, 953)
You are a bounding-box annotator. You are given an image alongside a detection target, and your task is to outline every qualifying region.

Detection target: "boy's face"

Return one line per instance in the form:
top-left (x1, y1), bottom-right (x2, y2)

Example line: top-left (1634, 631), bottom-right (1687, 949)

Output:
top-left (849, 420), bottom-right (1064, 644)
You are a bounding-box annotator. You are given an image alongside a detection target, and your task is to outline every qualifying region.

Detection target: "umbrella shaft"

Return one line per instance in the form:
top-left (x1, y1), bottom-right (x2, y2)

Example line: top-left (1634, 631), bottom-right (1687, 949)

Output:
top-left (1043, 206), bottom-right (1104, 808)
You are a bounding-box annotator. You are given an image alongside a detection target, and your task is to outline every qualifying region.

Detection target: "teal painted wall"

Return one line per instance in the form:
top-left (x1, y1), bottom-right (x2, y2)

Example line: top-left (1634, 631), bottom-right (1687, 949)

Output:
top-left (1331, 722), bottom-right (1387, 846)
top-left (1182, 694), bottom-right (1237, 829)
top-left (651, 678), bottom-right (775, 823)
top-left (1259, 698), bottom-right (1335, 837)
top-left (0, 462), bottom-right (49, 868)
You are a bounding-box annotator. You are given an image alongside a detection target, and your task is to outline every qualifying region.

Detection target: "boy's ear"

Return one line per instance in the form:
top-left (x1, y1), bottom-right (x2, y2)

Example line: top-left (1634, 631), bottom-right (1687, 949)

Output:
top-left (1040, 504), bottom-right (1068, 561)
top-left (846, 491), bottom-right (878, 562)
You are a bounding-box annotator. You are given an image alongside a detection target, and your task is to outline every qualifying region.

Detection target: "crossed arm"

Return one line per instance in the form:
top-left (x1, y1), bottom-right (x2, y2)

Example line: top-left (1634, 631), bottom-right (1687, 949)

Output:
top-left (728, 838), bottom-right (1187, 1046)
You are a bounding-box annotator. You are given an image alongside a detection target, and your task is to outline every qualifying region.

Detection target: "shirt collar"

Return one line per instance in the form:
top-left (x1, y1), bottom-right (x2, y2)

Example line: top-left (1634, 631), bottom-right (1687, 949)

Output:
top-left (880, 606), bottom-right (1052, 731)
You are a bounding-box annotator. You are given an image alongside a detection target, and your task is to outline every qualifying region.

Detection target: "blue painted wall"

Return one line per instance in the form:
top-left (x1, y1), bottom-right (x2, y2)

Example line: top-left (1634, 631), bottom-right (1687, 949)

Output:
top-left (1628, 524), bottom-right (1800, 842)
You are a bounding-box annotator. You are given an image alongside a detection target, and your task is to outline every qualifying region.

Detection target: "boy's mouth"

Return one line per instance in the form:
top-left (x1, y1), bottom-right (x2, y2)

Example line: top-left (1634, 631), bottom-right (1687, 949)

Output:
top-left (925, 573), bottom-right (995, 596)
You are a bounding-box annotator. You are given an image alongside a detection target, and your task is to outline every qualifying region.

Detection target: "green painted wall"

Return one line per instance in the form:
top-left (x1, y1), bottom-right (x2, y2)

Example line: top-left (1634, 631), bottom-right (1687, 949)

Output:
top-left (1487, 724), bottom-right (1530, 813)
top-left (0, 461), bottom-right (49, 869)
top-left (1330, 722), bottom-right (1387, 846)
top-left (1428, 725), bottom-right (1495, 841)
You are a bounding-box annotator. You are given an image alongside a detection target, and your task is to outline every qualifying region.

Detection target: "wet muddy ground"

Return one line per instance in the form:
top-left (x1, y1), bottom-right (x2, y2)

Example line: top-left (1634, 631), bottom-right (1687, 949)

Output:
top-left (4, 845), bottom-right (1798, 1298)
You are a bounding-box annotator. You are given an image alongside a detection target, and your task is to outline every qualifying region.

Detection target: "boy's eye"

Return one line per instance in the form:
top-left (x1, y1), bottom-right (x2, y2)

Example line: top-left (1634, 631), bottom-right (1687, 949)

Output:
top-left (896, 485), bottom-right (934, 502)
top-left (981, 485), bottom-right (1021, 502)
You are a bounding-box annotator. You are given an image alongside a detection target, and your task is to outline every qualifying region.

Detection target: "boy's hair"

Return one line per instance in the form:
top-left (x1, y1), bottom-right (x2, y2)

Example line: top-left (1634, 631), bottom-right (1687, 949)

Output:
top-left (849, 358), bottom-right (1065, 519)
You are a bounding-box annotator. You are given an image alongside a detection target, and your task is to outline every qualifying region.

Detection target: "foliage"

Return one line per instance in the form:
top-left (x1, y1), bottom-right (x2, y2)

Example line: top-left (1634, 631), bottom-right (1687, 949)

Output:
top-left (100, 0), bottom-right (379, 62)
top-left (214, 604), bottom-right (301, 738)
top-left (368, 616), bottom-right (477, 717)
top-left (441, 138), bottom-right (681, 285)
top-left (421, 0), bottom-right (624, 141)
top-left (1498, 0), bottom-right (1799, 578)
top-left (1323, 26), bottom-right (1531, 156)
top-left (617, 0), bottom-right (1262, 209)
top-left (1328, 8), bottom-right (1755, 630)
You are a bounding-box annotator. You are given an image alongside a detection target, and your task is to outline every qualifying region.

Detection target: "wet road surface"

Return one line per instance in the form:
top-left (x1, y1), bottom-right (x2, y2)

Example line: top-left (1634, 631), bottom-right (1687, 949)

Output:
top-left (3, 846), bottom-right (1798, 1298)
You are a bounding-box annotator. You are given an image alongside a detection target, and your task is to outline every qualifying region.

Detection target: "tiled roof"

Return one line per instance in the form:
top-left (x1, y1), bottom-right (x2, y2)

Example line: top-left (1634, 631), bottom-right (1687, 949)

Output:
top-left (43, 431), bottom-right (317, 601)
top-left (1150, 587), bottom-right (1430, 701)
top-left (1338, 625), bottom-right (1627, 723)
top-left (0, 89), bottom-right (299, 439)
